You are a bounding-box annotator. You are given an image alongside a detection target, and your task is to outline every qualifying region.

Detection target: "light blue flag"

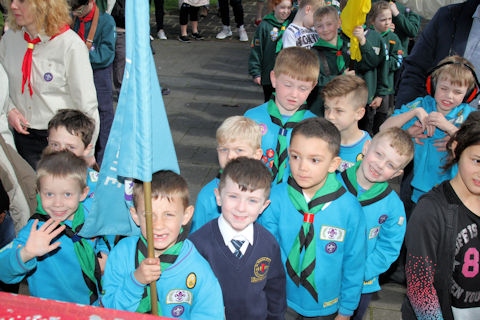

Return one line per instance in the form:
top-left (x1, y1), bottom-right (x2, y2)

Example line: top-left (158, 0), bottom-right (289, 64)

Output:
top-left (79, 0), bottom-right (179, 237)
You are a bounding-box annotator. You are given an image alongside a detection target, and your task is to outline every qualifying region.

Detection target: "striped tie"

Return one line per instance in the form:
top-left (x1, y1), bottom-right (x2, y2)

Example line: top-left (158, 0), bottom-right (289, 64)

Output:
top-left (231, 239), bottom-right (245, 258)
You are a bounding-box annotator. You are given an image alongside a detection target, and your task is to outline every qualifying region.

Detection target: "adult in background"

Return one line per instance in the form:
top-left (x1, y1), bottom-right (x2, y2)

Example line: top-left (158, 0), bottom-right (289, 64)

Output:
top-left (71, 0), bottom-right (116, 166)
top-left (108, 0), bottom-right (170, 99)
top-left (0, 0), bottom-right (99, 169)
top-left (399, 0), bottom-right (465, 20)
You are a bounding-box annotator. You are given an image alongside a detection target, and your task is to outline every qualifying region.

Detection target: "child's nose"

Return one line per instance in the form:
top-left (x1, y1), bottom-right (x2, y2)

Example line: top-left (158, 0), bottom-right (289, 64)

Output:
top-left (226, 150), bottom-right (235, 160)
top-left (298, 159), bottom-right (307, 171)
top-left (236, 199), bottom-right (247, 211)
top-left (53, 196), bottom-right (63, 206)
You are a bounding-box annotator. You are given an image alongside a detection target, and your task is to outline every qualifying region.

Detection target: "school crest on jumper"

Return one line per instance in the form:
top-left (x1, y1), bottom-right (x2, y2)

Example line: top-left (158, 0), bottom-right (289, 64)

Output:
top-left (251, 257), bottom-right (271, 283)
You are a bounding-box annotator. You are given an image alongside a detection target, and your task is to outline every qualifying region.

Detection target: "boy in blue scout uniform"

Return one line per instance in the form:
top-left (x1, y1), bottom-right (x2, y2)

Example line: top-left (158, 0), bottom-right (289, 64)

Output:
top-left (0, 151), bottom-right (107, 306)
top-left (260, 117), bottom-right (366, 319)
top-left (245, 47), bottom-right (319, 184)
top-left (380, 55), bottom-right (479, 204)
top-left (191, 116), bottom-right (263, 233)
top-left (338, 127), bottom-right (414, 320)
top-left (102, 170), bottom-right (224, 318)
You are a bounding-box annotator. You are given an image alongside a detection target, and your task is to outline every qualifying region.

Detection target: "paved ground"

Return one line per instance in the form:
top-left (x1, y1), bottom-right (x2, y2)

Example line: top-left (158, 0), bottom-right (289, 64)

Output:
top-left (150, 1), bottom-right (407, 319)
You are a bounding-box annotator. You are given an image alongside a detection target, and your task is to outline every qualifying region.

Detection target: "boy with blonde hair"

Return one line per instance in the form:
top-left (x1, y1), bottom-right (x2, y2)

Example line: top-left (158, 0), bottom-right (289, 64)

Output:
top-left (338, 127), bottom-right (414, 320)
top-left (245, 46), bottom-right (319, 184)
top-left (282, 0), bottom-right (325, 49)
top-left (102, 170), bottom-right (224, 317)
top-left (191, 116), bottom-right (263, 233)
top-left (0, 150), bottom-right (105, 305)
top-left (380, 55), bottom-right (478, 204)
top-left (260, 117), bottom-right (366, 319)
top-left (323, 75), bottom-right (370, 171)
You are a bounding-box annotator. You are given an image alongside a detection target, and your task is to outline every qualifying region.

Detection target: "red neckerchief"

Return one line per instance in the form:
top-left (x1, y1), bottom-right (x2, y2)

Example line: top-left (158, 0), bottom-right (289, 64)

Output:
top-left (78, 2), bottom-right (96, 41)
top-left (21, 25), bottom-right (70, 96)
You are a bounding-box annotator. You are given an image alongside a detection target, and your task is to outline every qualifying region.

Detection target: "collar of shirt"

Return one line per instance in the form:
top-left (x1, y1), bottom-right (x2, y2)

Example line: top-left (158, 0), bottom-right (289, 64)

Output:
top-left (218, 215), bottom-right (254, 254)
top-left (22, 27), bottom-right (50, 43)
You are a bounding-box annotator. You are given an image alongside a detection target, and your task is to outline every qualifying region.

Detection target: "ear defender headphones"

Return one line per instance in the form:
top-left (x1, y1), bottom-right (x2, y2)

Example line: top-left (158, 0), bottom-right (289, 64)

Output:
top-left (425, 61), bottom-right (480, 103)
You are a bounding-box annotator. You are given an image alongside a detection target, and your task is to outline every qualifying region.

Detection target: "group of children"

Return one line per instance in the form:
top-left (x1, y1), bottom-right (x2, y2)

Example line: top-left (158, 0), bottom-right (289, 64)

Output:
top-left (249, 0), bottom-right (420, 132)
top-left (1, 1), bottom-right (480, 319)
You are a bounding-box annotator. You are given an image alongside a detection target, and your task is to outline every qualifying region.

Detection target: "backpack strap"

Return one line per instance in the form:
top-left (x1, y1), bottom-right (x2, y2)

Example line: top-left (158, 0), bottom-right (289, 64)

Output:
top-left (85, 5), bottom-right (100, 50)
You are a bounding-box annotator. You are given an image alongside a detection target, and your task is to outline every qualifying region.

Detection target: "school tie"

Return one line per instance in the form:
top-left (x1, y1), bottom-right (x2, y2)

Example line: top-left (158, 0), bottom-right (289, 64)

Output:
top-left (22, 32), bottom-right (41, 96)
top-left (231, 239), bottom-right (245, 259)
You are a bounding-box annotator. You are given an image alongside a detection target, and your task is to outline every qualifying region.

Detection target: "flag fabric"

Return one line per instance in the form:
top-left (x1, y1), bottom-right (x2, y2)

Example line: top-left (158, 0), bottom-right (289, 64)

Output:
top-left (80, 0), bottom-right (179, 238)
top-left (340, 0), bottom-right (371, 62)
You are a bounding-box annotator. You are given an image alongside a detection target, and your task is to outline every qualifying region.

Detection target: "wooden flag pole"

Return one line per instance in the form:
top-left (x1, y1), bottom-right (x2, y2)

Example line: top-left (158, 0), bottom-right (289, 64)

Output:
top-left (144, 181), bottom-right (158, 315)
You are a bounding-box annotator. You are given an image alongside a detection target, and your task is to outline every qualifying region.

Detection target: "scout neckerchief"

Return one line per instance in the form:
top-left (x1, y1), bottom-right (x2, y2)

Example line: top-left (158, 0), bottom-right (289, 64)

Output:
top-left (285, 173), bottom-right (345, 301)
top-left (21, 25), bottom-right (70, 96)
top-left (275, 20), bottom-right (291, 53)
top-left (377, 26), bottom-right (391, 38)
top-left (268, 98), bottom-right (307, 184)
top-left (76, 2), bottom-right (99, 50)
top-left (341, 161), bottom-right (392, 206)
top-left (31, 194), bottom-right (101, 305)
top-left (135, 227), bottom-right (187, 314)
top-left (313, 35), bottom-right (345, 72)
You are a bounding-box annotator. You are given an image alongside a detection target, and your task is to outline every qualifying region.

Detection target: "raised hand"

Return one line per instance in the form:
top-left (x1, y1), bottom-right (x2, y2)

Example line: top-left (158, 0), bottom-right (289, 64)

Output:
top-left (20, 219), bottom-right (66, 263)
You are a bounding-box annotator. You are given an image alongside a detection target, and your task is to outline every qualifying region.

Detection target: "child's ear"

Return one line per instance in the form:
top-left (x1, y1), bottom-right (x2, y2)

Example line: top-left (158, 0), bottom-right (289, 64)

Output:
top-left (254, 148), bottom-right (263, 160)
top-left (259, 199), bottom-right (271, 215)
top-left (130, 207), bottom-right (141, 227)
top-left (362, 140), bottom-right (371, 155)
top-left (356, 106), bottom-right (366, 121)
top-left (270, 70), bottom-right (277, 89)
top-left (182, 205), bottom-right (194, 226)
top-left (214, 188), bottom-right (222, 207)
top-left (390, 169), bottom-right (404, 180)
top-left (83, 143), bottom-right (94, 158)
top-left (80, 186), bottom-right (89, 202)
top-left (328, 156), bottom-right (342, 173)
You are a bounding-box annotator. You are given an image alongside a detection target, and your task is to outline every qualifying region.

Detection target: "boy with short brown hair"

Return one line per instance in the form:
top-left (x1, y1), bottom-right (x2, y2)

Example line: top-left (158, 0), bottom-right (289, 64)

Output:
top-left (245, 46), bottom-right (320, 184)
top-left (102, 170), bottom-right (224, 318)
top-left (260, 117), bottom-right (366, 319)
top-left (190, 157), bottom-right (286, 320)
top-left (322, 75), bottom-right (370, 171)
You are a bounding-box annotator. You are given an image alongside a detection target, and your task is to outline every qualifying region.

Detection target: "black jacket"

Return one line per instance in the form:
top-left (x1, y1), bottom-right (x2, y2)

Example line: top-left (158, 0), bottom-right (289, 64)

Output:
top-left (401, 181), bottom-right (458, 320)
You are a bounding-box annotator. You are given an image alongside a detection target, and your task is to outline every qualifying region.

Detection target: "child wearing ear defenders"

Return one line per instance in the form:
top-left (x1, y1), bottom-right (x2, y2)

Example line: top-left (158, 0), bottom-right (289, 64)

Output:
top-left (380, 55), bottom-right (478, 205)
